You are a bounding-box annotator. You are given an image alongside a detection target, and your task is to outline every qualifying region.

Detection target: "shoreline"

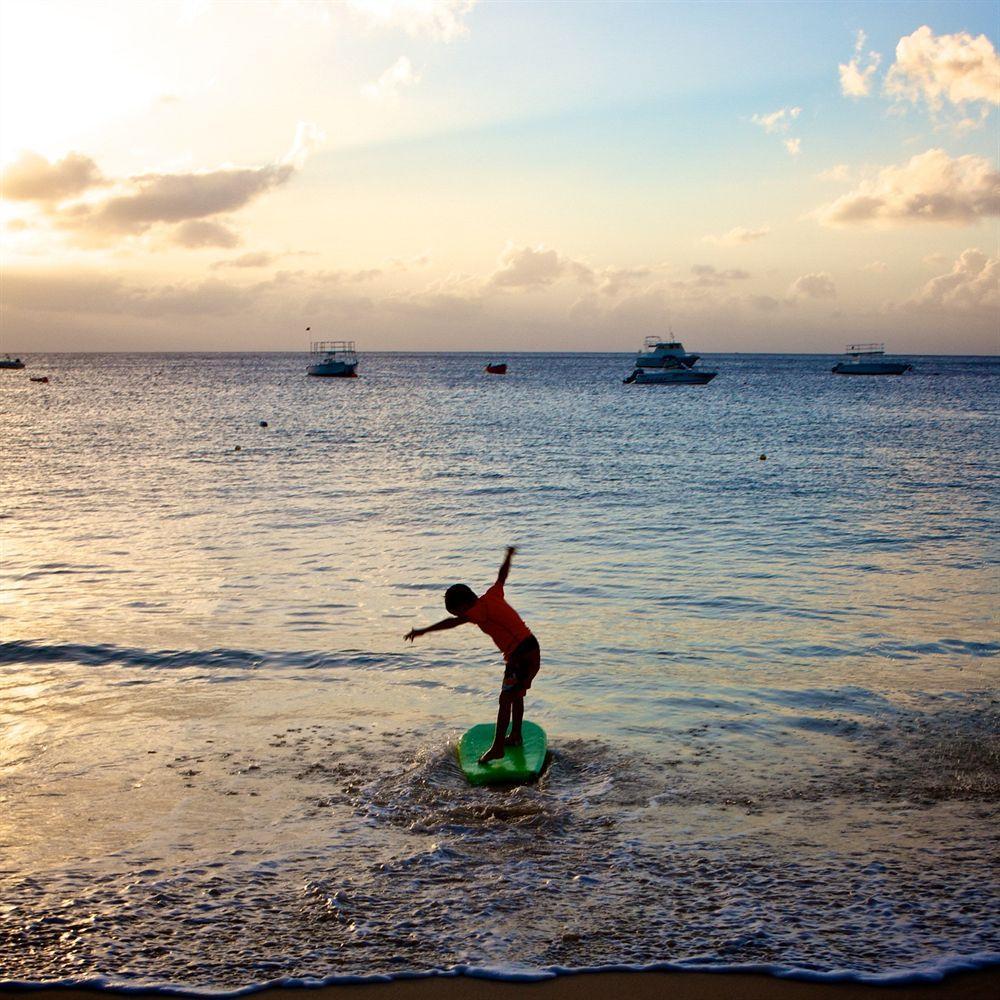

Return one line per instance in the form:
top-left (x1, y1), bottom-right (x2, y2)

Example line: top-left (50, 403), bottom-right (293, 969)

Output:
top-left (3, 969), bottom-right (1000, 1000)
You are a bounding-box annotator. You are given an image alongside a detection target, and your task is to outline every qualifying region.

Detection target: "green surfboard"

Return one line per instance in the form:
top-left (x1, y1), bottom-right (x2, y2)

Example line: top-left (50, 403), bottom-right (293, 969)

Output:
top-left (457, 721), bottom-right (547, 786)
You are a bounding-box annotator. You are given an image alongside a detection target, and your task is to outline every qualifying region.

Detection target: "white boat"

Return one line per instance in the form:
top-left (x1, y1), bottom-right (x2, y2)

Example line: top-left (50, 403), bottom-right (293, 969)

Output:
top-left (0, 355), bottom-right (25, 370)
top-left (831, 343), bottom-right (912, 376)
top-left (307, 340), bottom-right (358, 378)
top-left (624, 367), bottom-right (717, 385)
top-left (634, 336), bottom-right (700, 369)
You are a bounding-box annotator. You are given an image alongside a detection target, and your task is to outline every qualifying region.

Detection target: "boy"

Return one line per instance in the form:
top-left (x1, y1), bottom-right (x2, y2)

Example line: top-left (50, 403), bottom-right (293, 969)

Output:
top-left (404, 546), bottom-right (540, 765)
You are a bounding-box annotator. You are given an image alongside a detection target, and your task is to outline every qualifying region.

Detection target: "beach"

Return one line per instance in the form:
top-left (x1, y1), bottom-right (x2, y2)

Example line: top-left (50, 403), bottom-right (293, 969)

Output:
top-left (4, 970), bottom-right (1000, 1000)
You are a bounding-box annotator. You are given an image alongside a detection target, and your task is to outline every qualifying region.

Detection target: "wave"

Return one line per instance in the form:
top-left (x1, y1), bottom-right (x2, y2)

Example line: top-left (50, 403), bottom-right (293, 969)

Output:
top-left (3, 953), bottom-right (999, 996)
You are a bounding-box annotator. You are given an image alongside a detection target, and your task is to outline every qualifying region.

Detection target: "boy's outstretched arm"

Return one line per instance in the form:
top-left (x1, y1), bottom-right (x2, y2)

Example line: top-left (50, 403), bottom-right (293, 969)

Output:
top-left (404, 617), bottom-right (465, 642)
top-left (496, 545), bottom-right (517, 587)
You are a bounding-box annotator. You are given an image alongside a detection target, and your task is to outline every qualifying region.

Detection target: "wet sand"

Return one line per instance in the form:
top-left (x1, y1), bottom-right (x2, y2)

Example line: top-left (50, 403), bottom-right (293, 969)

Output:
top-left (3, 970), bottom-right (1000, 1000)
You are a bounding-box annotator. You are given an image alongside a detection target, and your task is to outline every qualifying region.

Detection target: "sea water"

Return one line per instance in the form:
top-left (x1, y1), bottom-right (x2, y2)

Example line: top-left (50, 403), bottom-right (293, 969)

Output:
top-left (1, 351), bottom-right (998, 991)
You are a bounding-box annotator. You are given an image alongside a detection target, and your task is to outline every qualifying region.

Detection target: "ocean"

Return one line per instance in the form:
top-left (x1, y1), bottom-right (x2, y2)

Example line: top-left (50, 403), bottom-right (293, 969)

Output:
top-left (1, 351), bottom-right (998, 992)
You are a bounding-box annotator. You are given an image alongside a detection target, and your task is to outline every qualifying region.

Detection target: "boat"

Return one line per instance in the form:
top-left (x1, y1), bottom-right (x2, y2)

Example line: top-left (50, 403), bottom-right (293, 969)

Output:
top-left (634, 336), bottom-right (700, 369)
top-left (624, 367), bottom-right (717, 385)
top-left (307, 340), bottom-right (358, 377)
top-left (831, 343), bottom-right (912, 376)
top-left (484, 362), bottom-right (508, 375)
top-left (30, 376), bottom-right (49, 383)
top-left (0, 355), bottom-right (25, 370)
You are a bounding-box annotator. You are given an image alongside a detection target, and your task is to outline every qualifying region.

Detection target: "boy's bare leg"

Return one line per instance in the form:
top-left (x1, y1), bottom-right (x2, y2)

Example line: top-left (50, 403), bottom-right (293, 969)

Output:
top-left (479, 693), bottom-right (513, 764)
top-left (506, 697), bottom-right (524, 746)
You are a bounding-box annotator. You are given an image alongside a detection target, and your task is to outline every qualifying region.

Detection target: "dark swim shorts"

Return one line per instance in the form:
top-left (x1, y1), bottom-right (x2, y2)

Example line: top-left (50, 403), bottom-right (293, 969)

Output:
top-left (501, 634), bottom-right (540, 697)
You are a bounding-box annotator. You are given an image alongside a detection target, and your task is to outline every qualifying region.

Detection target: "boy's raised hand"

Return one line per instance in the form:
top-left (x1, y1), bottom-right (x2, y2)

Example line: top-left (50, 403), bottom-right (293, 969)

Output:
top-left (404, 628), bottom-right (422, 642)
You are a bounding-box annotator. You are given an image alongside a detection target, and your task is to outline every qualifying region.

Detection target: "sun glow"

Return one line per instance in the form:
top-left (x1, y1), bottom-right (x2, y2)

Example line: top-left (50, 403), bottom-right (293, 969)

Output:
top-left (0, 1), bottom-right (165, 165)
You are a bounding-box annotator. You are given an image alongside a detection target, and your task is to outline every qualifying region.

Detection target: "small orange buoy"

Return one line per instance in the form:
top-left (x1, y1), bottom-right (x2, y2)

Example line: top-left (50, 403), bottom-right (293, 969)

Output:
top-left (759, 454), bottom-right (766, 461)
top-left (234, 445), bottom-right (242, 452)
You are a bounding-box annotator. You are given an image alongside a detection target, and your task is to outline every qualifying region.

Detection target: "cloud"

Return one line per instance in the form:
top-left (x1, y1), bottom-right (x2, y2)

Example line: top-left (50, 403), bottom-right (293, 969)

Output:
top-left (1, 151), bottom-right (104, 202)
top-left (751, 106), bottom-right (801, 134)
top-left (362, 56), bottom-right (420, 101)
top-left (487, 243), bottom-right (593, 290)
top-left (688, 264), bottom-right (751, 287)
top-left (813, 149), bottom-right (1000, 228)
top-left (885, 26), bottom-right (1000, 113)
top-left (751, 106), bottom-right (802, 157)
top-left (863, 261), bottom-right (888, 273)
top-left (2, 127), bottom-right (322, 248)
top-left (347, 0), bottom-right (476, 42)
top-left (82, 164), bottom-right (294, 237)
top-left (595, 266), bottom-right (651, 297)
top-left (818, 164), bottom-right (851, 182)
top-left (789, 272), bottom-right (836, 299)
top-left (905, 248), bottom-right (999, 313)
top-left (283, 121), bottom-right (325, 170)
top-left (171, 220), bottom-right (241, 248)
top-left (748, 294), bottom-right (782, 312)
top-left (703, 225), bottom-right (770, 246)
top-left (839, 29), bottom-right (881, 98)
top-left (212, 251), bottom-right (279, 269)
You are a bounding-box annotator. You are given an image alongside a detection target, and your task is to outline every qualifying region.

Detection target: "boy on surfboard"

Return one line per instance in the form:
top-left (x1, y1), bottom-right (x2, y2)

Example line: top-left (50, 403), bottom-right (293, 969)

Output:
top-left (404, 546), bottom-right (539, 765)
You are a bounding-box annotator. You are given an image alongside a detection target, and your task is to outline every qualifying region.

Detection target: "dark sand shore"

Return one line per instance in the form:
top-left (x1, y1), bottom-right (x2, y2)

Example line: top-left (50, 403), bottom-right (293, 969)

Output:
top-left (3, 970), bottom-right (999, 1000)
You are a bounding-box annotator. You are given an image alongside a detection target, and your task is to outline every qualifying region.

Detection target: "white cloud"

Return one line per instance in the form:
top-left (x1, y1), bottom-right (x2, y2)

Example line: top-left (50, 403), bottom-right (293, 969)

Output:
top-left (839, 29), bottom-right (881, 98)
top-left (863, 261), bottom-right (888, 273)
top-left (362, 56), bottom-right (420, 101)
top-left (347, 0), bottom-right (476, 42)
top-left (752, 106), bottom-right (801, 134)
top-left (752, 106), bottom-right (802, 157)
top-left (283, 121), bottom-right (326, 169)
top-left (885, 26), bottom-right (1000, 113)
top-left (813, 149), bottom-right (1000, 228)
top-left (905, 248), bottom-right (999, 313)
top-left (703, 225), bottom-right (770, 246)
top-left (789, 272), bottom-right (836, 299)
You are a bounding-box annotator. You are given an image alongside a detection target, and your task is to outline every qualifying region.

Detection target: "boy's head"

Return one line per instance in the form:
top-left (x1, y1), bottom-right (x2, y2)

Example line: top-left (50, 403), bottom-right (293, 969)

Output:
top-left (445, 583), bottom-right (478, 616)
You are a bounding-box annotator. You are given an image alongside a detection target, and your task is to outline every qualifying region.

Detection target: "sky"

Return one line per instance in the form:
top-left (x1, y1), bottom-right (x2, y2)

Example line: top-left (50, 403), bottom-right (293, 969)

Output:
top-left (1, 0), bottom-right (998, 353)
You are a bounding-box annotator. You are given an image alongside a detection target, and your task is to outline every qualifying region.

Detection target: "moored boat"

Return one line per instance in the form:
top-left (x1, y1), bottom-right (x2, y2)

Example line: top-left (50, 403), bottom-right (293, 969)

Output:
top-left (307, 340), bottom-right (358, 378)
top-left (484, 362), bottom-right (508, 374)
top-left (634, 336), bottom-right (699, 369)
top-left (832, 343), bottom-right (912, 376)
top-left (0, 355), bottom-right (25, 370)
top-left (624, 367), bottom-right (717, 385)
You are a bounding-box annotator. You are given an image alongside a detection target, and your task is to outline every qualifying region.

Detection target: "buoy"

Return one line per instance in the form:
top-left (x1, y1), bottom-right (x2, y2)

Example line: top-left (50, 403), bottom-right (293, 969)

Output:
top-left (759, 454), bottom-right (766, 461)
top-left (259, 420), bottom-right (268, 428)
top-left (234, 445), bottom-right (242, 452)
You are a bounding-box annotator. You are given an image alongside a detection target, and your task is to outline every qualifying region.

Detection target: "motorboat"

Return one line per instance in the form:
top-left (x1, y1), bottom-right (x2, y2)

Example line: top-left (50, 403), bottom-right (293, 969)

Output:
top-left (625, 333), bottom-right (716, 385)
top-left (0, 355), bottom-right (25, 370)
top-left (831, 343), bottom-right (912, 376)
top-left (624, 367), bottom-right (717, 385)
top-left (30, 376), bottom-right (49, 383)
top-left (307, 340), bottom-right (358, 377)
top-left (634, 336), bottom-right (699, 369)
top-left (484, 362), bottom-right (508, 374)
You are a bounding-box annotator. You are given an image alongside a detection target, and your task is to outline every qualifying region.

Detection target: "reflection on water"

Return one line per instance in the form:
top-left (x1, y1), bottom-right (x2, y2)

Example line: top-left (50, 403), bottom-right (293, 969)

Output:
top-left (1, 352), bottom-right (998, 988)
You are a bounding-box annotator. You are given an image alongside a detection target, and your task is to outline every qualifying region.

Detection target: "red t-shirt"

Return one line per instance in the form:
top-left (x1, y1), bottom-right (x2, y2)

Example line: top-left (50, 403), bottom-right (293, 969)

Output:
top-left (463, 581), bottom-right (531, 658)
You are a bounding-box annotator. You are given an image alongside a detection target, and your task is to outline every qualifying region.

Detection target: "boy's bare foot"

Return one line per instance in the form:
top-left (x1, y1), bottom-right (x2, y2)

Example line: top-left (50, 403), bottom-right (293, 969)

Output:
top-left (504, 733), bottom-right (523, 747)
top-left (478, 745), bottom-right (506, 765)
